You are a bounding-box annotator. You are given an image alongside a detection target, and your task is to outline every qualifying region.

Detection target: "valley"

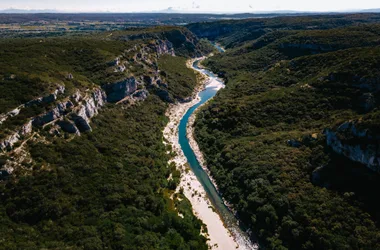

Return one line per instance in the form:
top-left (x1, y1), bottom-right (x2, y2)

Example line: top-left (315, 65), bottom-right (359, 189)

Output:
top-left (1, 12), bottom-right (380, 250)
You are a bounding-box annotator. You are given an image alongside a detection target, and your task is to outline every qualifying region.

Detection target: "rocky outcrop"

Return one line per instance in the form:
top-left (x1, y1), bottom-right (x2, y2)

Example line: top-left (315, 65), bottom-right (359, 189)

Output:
top-left (0, 120), bottom-right (32, 152)
top-left (103, 77), bottom-right (137, 103)
top-left (20, 120), bottom-right (33, 135)
top-left (118, 29), bottom-right (191, 55)
top-left (71, 89), bottom-right (107, 132)
top-left (25, 85), bottom-right (65, 107)
top-left (152, 40), bottom-right (175, 56)
top-left (0, 87), bottom-right (107, 153)
top-left (32, 101), bottom-right (74, 127)
top-left (31, 88), bottom-right (106, 131)
top-left (115, 64), bottom-right (126, 73)
top-left (1, 85), bottom-right (65, 125)
top-left (132, 89), bottom-right (149, 101)
top-left (325, 121), bottom-right (380, 173)
top-left (0, 133), bottom-right (21, 152)
top-left (57, 120), bottom-right (79, 134)
top-left (0, 106), bottom-right (22, 125)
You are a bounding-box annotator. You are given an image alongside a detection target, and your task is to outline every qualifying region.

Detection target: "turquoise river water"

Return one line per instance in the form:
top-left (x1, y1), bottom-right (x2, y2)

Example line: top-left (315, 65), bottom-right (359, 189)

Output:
top-left (178, 59), bottom-right (257, 249)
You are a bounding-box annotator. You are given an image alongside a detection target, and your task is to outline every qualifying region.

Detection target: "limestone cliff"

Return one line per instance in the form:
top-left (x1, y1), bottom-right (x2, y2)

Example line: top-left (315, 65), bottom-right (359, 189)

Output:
top-left (104, 77), bottom-right (137, 103)
top-left (0, 85), bottom-right (65, 125)
top-left (0, 88), bottom-right (107, 152)
top-left (325, 121), bottom-right (380, 173)
top-left (0, 31), bottom-right (200, 177)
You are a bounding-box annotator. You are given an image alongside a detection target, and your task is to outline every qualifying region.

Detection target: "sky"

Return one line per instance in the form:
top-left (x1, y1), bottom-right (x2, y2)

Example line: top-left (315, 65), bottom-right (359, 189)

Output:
top-left (0, 0), bottom-right (379, 13)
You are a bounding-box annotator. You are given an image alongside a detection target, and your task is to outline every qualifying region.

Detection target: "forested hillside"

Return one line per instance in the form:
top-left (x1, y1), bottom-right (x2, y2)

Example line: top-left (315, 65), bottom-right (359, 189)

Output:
top-left (190, 15), bottom-right (380, 249)
top-left (0, 27), bottom-right (212, 249)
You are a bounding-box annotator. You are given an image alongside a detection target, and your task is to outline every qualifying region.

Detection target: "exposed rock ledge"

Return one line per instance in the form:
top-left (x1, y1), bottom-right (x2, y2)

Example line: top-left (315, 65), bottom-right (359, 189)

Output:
top-left (0, 121), bottom-right (32, 153)
top-left (0, 85), bottom-right (65, 125)
top-left (325, 121), bottom-right (380, 173)
top-left (0, 88), bottom-right (106, 153)
top-left (1, 37), bottom-right (177, 172)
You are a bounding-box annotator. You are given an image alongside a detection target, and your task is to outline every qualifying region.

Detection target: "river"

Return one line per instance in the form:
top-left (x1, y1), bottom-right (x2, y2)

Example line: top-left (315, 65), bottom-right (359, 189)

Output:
top-left (178, 58), bottom-right (258, 249)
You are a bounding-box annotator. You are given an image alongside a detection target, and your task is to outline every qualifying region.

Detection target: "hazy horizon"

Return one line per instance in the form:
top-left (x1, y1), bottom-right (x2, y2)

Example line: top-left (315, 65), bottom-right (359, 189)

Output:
top-left (0, 0), bottom-right (379, 13)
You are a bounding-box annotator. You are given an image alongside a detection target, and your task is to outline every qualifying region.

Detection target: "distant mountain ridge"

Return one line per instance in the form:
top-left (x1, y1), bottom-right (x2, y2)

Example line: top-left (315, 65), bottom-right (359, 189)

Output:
top-left (0, 8), bottom-right (379, 14)
top-left (0, 8), bottom-right (59, 13)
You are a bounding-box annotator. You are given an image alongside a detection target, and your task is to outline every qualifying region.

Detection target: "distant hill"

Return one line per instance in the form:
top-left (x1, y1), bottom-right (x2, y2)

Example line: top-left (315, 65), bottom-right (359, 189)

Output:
top-left (0, 8), bottom-right (59, 13)
top-left (0, 8), bottom-right (379, 15)
top-left (360, 8), bottom-right (380, 13)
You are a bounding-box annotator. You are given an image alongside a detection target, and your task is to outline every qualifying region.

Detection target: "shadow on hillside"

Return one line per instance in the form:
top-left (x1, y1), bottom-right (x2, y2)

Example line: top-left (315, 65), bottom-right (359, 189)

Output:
top-left (312, 152), bottom-right (380, 225)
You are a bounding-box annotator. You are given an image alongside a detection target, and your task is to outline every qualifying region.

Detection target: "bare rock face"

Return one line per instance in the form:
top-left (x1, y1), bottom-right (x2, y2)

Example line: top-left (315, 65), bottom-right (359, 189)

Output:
top-left (0, 85), bottom-right (68, 152)
top-left (115, 64), bottom-right (126, 73)
top-left (32, 101), bottom-right (74, 127)
top-left (0, 133), bottom-right (21, 152)
top-left (92, 88), bottom-right (107, 108)
top-left (112, 57), bottom-right (120, 66)
top-left (25, 85), bottom-right (65, 107)
top-left (0, 120), bottom-right (32, 152)
top-left (70, 88), bottom-right (107, 133)
top-left (325, 121), bottom-right (380, 173)
top-left (57, 120), bottom-right (80, 134)
top-left (132, 89), bottom-right (149, 101)
top-left (20, 120), bottom-right (33, 135)
top-left (0, 84), bottom-right (62, 124)
top-left (0, 106), bottom-right (22, 125)
top-left (71, 90), bottom-right (83, 103)
top-left (1, 88), bottom-right (106, 151)
top-left (32, 88), bottom-right (106, 132)
top-left (104, 77), bottom-right (137, 103)
top-left (155, 40), bottom-right (175, 56)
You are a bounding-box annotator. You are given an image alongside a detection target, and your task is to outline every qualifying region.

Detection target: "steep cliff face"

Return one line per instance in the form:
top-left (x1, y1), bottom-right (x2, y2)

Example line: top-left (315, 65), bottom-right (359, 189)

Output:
top-left (35, 88), bottom-right (107, 132)
top-left (25, 85), bottom-right (66, 107)
top-left (103, 38), bottom-right (179, 105)
top-left (0, 121), bottom-right (32, 152)
top-left (104, 77), bottom-right (137, 103)
top-left (0, 28), bottom-right (202, 177)
top-left (32, 101), bottom-right (74, 127)
top-left (0, 85), bottom-right (66, 152)
top-left (0, 37), bottom-right (179, 155)
top-left (0, 85), bottom-right (65, 126)
top-left (71, 88), bottom-right (107, 132)
top-left (151, 39), bottom-right (175, 56)
top-left (117, 28), bottom-right (201, 57)
top-left (0, 87), bottom-right (107, 153)
top-left (325, 121), bottom-right (380, 173)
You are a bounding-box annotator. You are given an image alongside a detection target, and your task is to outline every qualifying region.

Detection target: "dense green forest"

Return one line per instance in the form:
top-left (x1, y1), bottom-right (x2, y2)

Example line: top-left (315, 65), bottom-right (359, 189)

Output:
top-left (190, 15), bottom-right (380, 249)
top-left (1, 97), bottom-right (208, 249)
top-left (3, 13), bottom-right (380, 250)
top-left (0, 27), bottom-right (210, 249)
